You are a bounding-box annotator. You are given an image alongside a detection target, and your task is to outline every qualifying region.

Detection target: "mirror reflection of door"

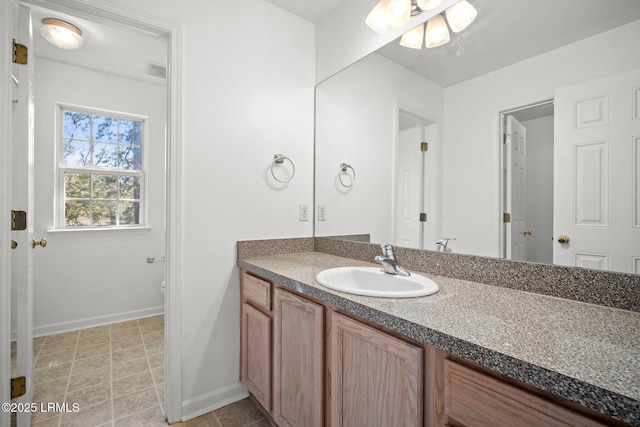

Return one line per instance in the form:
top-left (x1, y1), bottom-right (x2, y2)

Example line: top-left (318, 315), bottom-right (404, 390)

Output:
top-left (394, 112), bottom-right (433, 250)
top-left (502, 103), bottom-right (554, 264)
top-left (554, 69), bottom-right (640, 274)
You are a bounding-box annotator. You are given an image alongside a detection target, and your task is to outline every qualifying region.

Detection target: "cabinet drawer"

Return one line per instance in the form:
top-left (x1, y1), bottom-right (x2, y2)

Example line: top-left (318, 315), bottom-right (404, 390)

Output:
top-left (242, 272), bottom-right (272, 311)
top-left (444, 360), bottom-right (607, 427)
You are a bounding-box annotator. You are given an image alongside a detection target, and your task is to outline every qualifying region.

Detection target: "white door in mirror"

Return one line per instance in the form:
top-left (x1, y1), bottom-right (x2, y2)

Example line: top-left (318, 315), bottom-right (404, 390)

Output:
top-left (315, 267), bottom-right (439, 298)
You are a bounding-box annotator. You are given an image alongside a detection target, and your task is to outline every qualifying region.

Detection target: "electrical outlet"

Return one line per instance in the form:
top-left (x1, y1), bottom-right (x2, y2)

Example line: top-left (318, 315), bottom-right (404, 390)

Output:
top-left (318, 204), bottom-right (327, 221)
top-left (299, 204), bottom-right (309, 221)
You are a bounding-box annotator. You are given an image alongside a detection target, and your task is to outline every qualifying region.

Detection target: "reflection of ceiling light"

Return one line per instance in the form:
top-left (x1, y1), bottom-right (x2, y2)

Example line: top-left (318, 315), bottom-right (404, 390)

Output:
top-left (425, 14), bottom-right (450, 48)
top-left (41, 18), bottom-right (83, 50)
top-left (400, 22), bottom-right (424, 49)
top-left (365, 0), bottom-right (477, 50)
top-left (445, 0), bottom-right (477, 32)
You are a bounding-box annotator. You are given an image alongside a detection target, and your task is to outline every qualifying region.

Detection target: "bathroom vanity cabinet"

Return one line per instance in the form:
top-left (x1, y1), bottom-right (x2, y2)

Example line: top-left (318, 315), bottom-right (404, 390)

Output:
top-left (240, 268), bottom-right (624, 427)
top-left (272, 287), bottom-right (324, 427)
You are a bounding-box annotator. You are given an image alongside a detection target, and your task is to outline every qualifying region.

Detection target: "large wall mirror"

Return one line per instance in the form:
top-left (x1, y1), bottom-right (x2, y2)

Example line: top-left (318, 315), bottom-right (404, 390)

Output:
top-left (315, 0), bottom-right (640, 275)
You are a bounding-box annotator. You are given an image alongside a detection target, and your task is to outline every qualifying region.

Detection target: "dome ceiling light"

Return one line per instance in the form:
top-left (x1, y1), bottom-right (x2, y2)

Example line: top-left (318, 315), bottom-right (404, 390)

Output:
top-left (40, 18), bottom-right (83, 50)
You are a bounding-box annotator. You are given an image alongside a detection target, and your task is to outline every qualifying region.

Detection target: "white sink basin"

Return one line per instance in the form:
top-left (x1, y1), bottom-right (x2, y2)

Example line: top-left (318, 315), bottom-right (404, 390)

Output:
top-left (315, 267), bottom-right (439, 298)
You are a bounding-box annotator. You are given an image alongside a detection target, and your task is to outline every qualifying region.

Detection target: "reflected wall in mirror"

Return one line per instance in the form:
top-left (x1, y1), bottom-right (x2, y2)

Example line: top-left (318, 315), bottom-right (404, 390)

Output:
top-left (314, 0), bottom-right (640, 274)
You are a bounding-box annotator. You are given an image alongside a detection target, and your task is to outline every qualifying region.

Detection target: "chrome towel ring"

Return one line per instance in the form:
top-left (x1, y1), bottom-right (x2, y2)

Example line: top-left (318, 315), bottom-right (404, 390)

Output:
top-left (339, 163), bottom-right (356, 188)
top-left (271, 154), bottom-right (295, 183)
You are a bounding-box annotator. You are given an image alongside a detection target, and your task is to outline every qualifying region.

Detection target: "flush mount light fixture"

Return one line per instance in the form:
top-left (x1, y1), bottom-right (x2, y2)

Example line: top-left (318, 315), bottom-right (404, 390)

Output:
top-left (366, 0), bottom-right (477, 50)
top-left (40, 18), bottom-right (83, 50)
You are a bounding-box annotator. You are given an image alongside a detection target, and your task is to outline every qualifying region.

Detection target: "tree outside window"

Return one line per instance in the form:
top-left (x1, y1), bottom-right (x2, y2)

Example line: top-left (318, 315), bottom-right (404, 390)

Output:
top-left (60, 107), bottom-right (145, 227)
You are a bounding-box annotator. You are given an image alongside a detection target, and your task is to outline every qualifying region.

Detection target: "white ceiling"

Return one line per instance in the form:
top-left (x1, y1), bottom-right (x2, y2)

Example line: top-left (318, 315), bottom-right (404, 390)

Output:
top-left (262, 0), bottom-right (344, 23)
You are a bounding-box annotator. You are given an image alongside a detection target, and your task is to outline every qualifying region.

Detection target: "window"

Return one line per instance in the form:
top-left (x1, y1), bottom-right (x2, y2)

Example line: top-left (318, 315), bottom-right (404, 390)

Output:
top-left (58, 106), bottom-right (146, 228)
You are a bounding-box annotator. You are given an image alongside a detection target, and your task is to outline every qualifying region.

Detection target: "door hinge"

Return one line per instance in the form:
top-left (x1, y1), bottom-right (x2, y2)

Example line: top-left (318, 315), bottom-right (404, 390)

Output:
top-left (420, 142), bottom-right (428, 152)
top-left (419, 213), bottom-right (427, 222)
top-left (11, 210), bottom-right (27, 231)
top-left (503, 134), bottom-right (507, 144)
top-left (12, 39), bottom-right (28, 65)
top-left (11, 376), bottom-right (26, 399)
top-left (503, 213), bottom-right (511, 223)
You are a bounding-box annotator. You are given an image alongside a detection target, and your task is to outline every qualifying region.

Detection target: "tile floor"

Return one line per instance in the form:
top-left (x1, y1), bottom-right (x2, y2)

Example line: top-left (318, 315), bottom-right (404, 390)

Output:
top-left (11, 316), bottom-right (269, 427)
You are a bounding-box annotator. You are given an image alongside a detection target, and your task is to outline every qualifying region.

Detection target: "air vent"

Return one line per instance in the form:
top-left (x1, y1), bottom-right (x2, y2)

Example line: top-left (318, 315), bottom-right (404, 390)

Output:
top-left (144, 61), bottom-right (166, 79)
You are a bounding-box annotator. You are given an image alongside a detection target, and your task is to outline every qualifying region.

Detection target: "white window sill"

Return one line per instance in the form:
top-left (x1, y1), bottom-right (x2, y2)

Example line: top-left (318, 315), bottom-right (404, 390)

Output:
top-left (46, 226), bottom-right (152, 237)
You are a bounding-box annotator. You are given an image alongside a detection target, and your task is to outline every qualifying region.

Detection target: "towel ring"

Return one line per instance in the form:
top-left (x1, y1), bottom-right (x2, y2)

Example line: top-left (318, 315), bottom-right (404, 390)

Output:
top-left (339, 163), bottom-right (356, 188)
top-left (271, 154), bottom-right (295, 183)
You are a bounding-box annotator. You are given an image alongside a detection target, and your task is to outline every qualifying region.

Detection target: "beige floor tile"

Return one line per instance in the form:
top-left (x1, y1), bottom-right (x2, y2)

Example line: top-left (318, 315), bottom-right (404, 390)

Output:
top-left (79, 325), bottom-right (110, 338)
top-left (44, 331), bottom-right (79, 345)
top-left (111, 327), bottom-right (142, 342)
top-left (156, 382), bottom-right (165, 404)
top-left (112, 345), bottom-right (146, 364)
top-left (112, 386), bottom-right (160, 420)
top-left (59, 399), bottom-right (112, 427)
top-left (39, 339), bottom-right (77, 356)
top-left (33, 362), bottom-right (72, 384)
top-left (142, 331), bottom-right (164, 344)
top-left (215, 398), bottom-right (265, 427)
top-left (112, 370), bottom-right (155, 398)
top-left (33, 377), bottom-right (68, 401)
top-left (33, 337), bottom-right (46, 354)
top-left (75, 342), bottom-right (110, 359)
top-left (148, 352), bottom-right (164, 369)
top-left (31, 414), bottom-right (61, 426)
top-left (31, 394), bottom-right (67, 424)
top-left (111, 320), bottom-right (140, 333)
top-left (139, 315), bottom-right (164, 326)
top-left (66, 381), bottom-right (111, 408)
top-left (114, 405), bottom-right (168, 427)
top-left (111, 335), bottom-right (144, 351)
top-left (144, 340), bottom-right (164, 356)
top-left (71, 353), bottom-right (111, 375)
top-left (182, 412), bottom-right (221, 427)
top-left (77, 333), bottom-right (110, 348)
top-left (112, 357), bottom-right (151, 380)
top-left (152, 366), bottom-right (165, 384)
top-left (68, 366), bottom-right (110, 392)
top-left (34, 349), bottom-right (75, 369)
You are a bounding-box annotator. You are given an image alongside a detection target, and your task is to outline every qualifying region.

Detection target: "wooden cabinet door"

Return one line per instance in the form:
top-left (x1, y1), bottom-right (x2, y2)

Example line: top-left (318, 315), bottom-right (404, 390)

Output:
top-left (273, 288), bottom-right (324, 427)
top-left (329, 312), bottom-right (423, 427)
top-left (241, 302), bottom-right (272, 411)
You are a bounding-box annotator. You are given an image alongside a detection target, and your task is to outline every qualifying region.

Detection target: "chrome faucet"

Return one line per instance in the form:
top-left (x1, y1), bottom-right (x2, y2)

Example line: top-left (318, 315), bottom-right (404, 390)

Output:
top-left (374, 244), bottom-right (410, 276)
top-left (436, 237), bottom-right (456, 253)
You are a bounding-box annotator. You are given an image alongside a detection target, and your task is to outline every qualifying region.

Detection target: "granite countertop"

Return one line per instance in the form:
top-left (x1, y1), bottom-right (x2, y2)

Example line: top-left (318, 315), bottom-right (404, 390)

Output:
top-left (238, 251), bottom-right (640, 426)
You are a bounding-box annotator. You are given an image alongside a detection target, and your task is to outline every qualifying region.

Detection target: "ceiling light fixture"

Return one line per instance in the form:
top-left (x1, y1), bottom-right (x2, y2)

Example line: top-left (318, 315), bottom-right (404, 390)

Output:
top-left (41, 18), bottom-right (83, 50)
top-left (365, 0), bottom-right (477, 50)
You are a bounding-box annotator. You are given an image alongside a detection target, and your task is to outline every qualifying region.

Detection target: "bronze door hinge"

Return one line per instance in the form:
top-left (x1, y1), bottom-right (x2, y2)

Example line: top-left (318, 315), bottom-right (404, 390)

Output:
top-left (11, 376), bottom-right (26, 399)
top-left (12, 39), bottom-right (27, 65)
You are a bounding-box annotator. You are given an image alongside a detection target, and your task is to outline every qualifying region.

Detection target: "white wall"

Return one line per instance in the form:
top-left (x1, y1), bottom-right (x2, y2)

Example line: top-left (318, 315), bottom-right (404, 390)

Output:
top-left (522, 115), bottom-right (553, 265)
top-left (315, 53), bottom-right (444, 244)
top-left (30, 58), bottom-right (166, 336)
top-left (86, 0), bottom-right (316, 419)
top-left (442, 20), bottom-right (640, 257)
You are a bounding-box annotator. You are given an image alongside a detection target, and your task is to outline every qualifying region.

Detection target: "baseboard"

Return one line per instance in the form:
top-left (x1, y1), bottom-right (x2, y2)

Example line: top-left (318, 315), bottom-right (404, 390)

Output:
top-left (181, 381), bottom-right (249, 422)
top-left (26, 305), bottom-right (164, 338)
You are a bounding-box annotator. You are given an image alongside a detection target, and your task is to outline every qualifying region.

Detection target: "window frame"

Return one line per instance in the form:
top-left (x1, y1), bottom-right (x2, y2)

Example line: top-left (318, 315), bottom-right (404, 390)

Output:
top-left (55, 104), bottom-right (148, 229)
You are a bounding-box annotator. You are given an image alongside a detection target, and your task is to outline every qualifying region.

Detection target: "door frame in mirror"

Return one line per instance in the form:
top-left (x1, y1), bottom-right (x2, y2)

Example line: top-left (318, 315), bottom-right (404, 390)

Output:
top-left (499, 99), bottom-right (554, 262)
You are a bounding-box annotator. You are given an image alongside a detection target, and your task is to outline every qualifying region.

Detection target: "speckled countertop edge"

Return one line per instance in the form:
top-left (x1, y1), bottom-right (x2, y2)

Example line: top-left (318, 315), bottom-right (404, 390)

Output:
top-left (238, 252), bottom-right (640, 426)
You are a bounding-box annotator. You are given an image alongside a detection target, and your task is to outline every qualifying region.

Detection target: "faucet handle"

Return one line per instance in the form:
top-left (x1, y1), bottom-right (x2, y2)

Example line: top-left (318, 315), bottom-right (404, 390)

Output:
top-left (380, 244), bottom-right (396, 260)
